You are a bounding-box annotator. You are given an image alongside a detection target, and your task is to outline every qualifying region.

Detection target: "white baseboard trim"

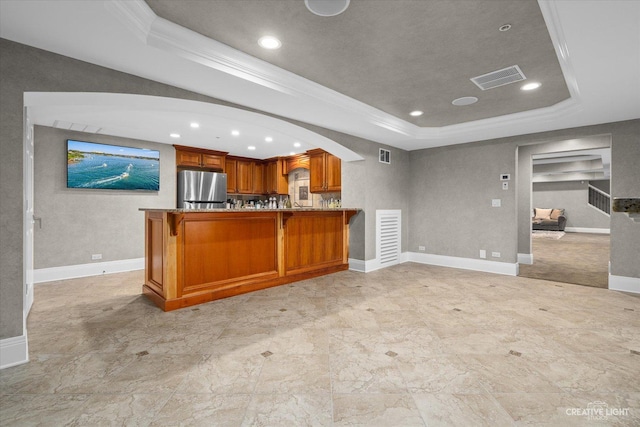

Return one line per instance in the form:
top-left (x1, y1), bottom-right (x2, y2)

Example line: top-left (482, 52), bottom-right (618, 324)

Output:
top-left (407, 252), bottom-right (518, 276)
top-left (609, 274), bottom-right (640, 294)
top-left (348, 258), bottom-right (367, 272)
top-left (518, 253), bottom-right (534, 265)
top-left (565, 227), bottom-right (610, 234)
top-left (34, 258), bottom-right (144, 283)
top-left (349, 253), bottom-right (410, 273)
top-left (0, 334), bottom-right (28, 370)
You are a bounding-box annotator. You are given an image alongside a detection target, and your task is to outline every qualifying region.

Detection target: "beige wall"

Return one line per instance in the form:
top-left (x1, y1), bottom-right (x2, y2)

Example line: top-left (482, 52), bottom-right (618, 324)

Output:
top-left (408, 139), bottom-right (518, 263)
top-left (34, 127), bottom-right (176, 269)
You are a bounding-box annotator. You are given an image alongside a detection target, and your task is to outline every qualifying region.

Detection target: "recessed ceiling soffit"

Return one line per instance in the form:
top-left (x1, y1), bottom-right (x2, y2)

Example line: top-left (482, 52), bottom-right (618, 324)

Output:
top-left (144, 0), bottom-right (571, 127)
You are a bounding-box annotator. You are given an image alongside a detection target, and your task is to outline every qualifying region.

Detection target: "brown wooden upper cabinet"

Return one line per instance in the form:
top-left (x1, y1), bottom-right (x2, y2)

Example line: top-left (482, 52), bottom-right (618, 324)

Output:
top-left (253, 162), bottom-right (265, 195)
top-left (286, 154), bottom-right (310, 173)
top-left (308, 149), bottom-right (341, 193)
top-left (264, 158), bottom-right (289, 195)
top-left (226, 157), bottom-right (265, 195)
top-left (175, 145), bottom-right (225, 171)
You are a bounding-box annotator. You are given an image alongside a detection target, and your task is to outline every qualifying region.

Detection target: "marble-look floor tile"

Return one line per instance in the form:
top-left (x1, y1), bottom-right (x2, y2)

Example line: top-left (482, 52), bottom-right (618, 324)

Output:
top-left (150, 393), bottom-right (250, 427)
top-left (269, 326), bottom-right (329, 355)
top-left (242, 393), bottom-right (332, 427)
top-left (177, 353), bottom-right (265, 394)
top-left (379, 326), bottom-right (445, 357)
top-left (14, 353), bottom-right (137, 394)
top-left (106, 354), bottom-right (200, 394)
top-left (329, 328), bottom-right (387, 355)
top-left (412, 393), bottom-right (514, 427)
top-left (331, 352), bottom-right (408, 394)
top-left (529, 353), bottom-right (640, 393)
top-left (253, 354), bottom-right (330, 394)
top-left (396, 354), bottom-right (485, 394)
top-left (332, 393), bottom-right (425, 426)
top-left (207, 328), bottom-right (273, 358)
top-left (0, 393), bottom-right (90, 426)
top-left (459, 354), bottom-right (562, 393)
top-left (6, 262), bottom-right (640, 426)
top-left (74, 392), bottom-right (172, 426)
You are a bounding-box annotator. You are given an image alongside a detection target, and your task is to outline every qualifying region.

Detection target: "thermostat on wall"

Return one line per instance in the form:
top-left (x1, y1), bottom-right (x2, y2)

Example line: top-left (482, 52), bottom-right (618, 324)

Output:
top-left (500, 173), bottom-right (510, 181)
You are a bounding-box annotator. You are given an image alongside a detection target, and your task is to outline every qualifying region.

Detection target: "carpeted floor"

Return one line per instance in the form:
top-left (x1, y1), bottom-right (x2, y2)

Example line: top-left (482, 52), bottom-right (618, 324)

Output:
top-left (519, 232), bottom-right (610, 288)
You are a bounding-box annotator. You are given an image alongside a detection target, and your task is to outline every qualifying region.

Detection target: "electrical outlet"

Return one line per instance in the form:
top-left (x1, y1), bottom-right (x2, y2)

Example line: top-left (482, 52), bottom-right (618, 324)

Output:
top-left (492, 252), bottom-right (501, 258)
top-left (479, 250), bottom-right (486, 259)
top-left (91, 254), bottom-right (102, 260)
top-left (418, 245), bottom-right (426, 251)
top-left (491, 199), bottom-right (501, 207)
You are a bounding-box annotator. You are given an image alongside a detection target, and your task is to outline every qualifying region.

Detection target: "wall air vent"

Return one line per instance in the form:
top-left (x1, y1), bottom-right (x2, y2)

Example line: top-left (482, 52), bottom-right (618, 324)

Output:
top-left (471, 65), bottom-right (526, 90)
top-left (379, 148), bottom-right (390, 164)
top-left (376, 210), bottom-right (401, 267)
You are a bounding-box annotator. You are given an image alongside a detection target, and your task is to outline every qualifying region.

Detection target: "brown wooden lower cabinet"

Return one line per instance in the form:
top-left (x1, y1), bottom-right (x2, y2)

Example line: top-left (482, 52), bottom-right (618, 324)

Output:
top-left (142, 209), bottom-right (359, 311)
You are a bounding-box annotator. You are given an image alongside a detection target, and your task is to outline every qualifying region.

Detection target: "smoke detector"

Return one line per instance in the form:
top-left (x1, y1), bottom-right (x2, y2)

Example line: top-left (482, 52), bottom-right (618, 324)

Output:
top-left (305, 0), bottom-right (350, 17)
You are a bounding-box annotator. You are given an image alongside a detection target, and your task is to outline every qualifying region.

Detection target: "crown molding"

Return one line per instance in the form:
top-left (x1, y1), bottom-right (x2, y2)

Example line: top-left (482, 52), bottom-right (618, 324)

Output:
top-left (107, 0), bottom-right (582, 146)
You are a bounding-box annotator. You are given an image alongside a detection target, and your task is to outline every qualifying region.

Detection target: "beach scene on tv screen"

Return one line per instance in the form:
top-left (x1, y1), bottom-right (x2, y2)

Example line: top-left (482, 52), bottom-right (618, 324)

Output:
top-left (67, 140), bottom-right (160, 190)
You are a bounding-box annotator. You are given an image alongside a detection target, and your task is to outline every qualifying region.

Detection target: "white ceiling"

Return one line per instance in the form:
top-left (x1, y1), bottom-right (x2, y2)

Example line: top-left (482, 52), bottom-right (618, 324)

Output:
top-left (1, 0), bottom-right (639, 157)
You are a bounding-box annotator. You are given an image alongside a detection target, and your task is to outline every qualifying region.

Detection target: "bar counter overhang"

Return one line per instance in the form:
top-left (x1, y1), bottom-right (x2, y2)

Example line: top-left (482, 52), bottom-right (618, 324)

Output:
top-left (140, 208), bottom-right (361, 311)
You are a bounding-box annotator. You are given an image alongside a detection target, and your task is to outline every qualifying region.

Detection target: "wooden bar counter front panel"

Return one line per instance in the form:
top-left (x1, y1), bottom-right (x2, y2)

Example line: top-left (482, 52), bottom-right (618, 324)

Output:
top-left (283, 211), bottom-right (343, 275)
top-left (180, 212), bottom-right (278, 295)
top-left (142, 209), bottom-right (359, 311)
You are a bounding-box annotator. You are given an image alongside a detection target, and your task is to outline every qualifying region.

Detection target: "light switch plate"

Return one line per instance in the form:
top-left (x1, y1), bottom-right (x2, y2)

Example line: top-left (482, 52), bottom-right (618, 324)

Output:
top-left (502, 182), bottom-right (509, 190)
top-left (492, 199), bottom-right (501, 207)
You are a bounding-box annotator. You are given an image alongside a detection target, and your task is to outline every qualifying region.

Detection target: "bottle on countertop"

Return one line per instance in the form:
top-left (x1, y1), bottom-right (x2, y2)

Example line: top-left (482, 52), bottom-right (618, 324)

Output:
top-left (285, 197), bottom-right (292, 209)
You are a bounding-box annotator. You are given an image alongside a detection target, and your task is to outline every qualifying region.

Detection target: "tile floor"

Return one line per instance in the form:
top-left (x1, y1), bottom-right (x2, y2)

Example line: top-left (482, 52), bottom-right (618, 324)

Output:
top-left (1, 263), bottom-right (639, 426)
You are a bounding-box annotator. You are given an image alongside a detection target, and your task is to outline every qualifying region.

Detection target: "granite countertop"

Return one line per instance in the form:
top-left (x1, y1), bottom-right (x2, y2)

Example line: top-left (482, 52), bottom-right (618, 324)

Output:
top-left (139, 207), bottom-right (360, 213)
top-left (612, 198), bottom-right (640, 214)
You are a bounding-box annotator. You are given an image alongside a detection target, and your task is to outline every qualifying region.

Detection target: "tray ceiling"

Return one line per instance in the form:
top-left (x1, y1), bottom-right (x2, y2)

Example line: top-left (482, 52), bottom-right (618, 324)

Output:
top-left (146, 0), bottom-right (570, 127)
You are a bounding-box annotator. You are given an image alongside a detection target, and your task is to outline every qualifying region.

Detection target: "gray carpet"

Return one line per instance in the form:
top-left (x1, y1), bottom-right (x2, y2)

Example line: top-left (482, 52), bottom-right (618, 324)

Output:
top-left (519, 232), bottom-right (610, 288)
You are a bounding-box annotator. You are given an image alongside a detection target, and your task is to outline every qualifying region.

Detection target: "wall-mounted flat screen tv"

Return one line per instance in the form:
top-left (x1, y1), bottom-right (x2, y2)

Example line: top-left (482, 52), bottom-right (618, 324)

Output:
top-left (67, 139), bottom-right (160, 191)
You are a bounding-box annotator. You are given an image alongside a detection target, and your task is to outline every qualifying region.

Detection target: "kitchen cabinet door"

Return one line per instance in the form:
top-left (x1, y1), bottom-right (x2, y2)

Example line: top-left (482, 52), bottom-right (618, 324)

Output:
top-left (253, 162), bottom-right (265, 195)
top-left (225, 159), bottom-right (237, 194)
top-left (309, 153), bottom-right (326, 193)
top-left (201, 154), bottom-right (224, 170)
top-left (265, 159), bottom-right (288, 195)
top-left (236, 160), bottom-right (254, 194)
top-left (176, 149), bottom-right (202, 168)
top-left (325, 153), bottom-right (341, 191)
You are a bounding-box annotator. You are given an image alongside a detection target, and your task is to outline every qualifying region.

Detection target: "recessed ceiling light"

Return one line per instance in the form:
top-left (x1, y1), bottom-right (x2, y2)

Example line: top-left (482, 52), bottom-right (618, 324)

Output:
top-left (190, 122), bottom-right (199, 128)
top-left (499, 24), bottom-right (512, 32)
top-left (170, 133), bottom-right (180, 138)
top-left (409, 110), bottom-right (423, 117)
top-left (452, 96), bottom-right (479, 106)
top-left (231, 130), bottom-right (240, 136)
top-left (265, 136), bottom-right (273, 142)
top-left (258, 36), bottom-right (281, 50)
top-left (248, 146), bottom-right (256, 150)
top-left (521, 82), bottom-right (542, 91)
top-left (293, 142), bottom-right (301, 148)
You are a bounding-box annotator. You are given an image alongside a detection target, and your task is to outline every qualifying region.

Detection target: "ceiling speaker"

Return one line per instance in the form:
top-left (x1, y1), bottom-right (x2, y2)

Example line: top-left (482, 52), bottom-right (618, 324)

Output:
top-left (305, 0), bottom-right (350, 17)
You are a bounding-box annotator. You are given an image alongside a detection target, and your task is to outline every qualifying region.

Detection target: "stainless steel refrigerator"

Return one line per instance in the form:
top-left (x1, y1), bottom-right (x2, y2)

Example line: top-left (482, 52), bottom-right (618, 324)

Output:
top-left (177, 170), bottom-right (227, 209)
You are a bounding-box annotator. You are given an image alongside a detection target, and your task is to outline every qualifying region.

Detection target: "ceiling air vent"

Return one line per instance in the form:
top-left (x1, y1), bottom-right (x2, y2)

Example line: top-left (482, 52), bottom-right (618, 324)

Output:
top-left (471, 65), bottom-right (526, 90)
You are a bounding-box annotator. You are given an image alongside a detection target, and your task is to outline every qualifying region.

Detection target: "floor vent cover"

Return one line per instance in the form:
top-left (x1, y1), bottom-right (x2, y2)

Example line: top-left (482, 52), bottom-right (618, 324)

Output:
top-left (376, 210), bottom-right (401, 266)
top-left (471, 65), bottom-right (526, 90)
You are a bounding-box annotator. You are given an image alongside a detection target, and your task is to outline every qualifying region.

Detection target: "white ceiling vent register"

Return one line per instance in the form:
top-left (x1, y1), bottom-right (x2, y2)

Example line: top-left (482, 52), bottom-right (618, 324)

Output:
top-left (376, 210), bottom-right (401, 267)
top-left (379, 148), bottom-right (390, 164)
top-left (471, 65), bottom-right (526, 90)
